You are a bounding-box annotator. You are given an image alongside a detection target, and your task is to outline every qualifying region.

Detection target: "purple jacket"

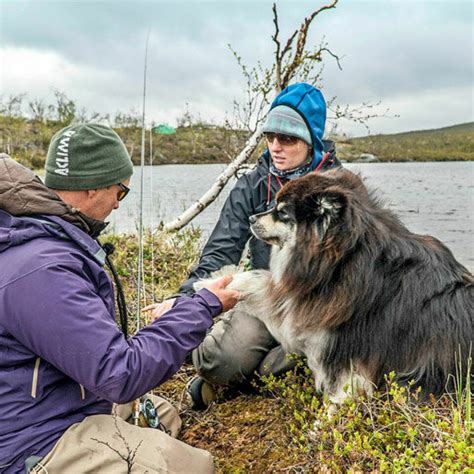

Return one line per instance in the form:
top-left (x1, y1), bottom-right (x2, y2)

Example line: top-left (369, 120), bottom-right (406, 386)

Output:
top-left (0, 167), bottom-right (221, 472)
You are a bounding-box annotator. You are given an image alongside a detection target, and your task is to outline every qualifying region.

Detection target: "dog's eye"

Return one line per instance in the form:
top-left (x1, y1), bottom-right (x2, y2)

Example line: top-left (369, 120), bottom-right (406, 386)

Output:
top-left (277, 210), bottom-right (290, 221)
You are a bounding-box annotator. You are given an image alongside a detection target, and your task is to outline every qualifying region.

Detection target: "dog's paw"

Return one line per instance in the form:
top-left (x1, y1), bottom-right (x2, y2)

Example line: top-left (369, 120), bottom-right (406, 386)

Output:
top-left (209, 265), bottom-right (241, 279)
top-left (193, 269), bottom-right (271, 298)
top-left (225, 271), bottom-right (272, 305)
top-left (193, 279), bottom-right (212, 292)
top-left (193, 265), bottom-right (241, 292)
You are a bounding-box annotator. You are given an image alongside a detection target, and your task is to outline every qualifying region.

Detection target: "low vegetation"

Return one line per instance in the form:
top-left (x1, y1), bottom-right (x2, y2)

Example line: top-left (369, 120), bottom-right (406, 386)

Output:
top-left (104, 230), bottom-right (472, 472)
top-left (339, 122), bottom-right (474, 162)
top-left (0, 114), bottom-right (250, 170)
top-left (1, 91), bottom-right (472, 168)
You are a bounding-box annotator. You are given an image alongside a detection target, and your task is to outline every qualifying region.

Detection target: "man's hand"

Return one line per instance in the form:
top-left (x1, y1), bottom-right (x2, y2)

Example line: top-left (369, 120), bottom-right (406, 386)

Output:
top-left (142, 275), bottom-right (240, 320)
top-left (142, 299), bottom-right (176, 320)
top-left (206, 275), bottom-right (240, 313)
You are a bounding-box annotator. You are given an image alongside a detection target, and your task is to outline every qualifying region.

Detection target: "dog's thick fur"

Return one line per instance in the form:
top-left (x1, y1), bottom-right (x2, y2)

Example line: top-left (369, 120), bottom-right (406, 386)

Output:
top-left (197, 168), bottom-right (473, 406)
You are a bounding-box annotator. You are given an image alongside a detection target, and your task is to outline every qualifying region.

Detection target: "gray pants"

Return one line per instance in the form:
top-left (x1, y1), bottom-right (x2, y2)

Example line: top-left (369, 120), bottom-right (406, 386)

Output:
top-left (192, 306), bottom-right (298, 387)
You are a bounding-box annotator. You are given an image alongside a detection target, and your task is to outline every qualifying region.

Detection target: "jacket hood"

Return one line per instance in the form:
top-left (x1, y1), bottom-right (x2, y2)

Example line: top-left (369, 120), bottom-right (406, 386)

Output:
top-left (269, 83), bottom-right (326, 169)
top-left (0, 154), bottom-right (107, 238)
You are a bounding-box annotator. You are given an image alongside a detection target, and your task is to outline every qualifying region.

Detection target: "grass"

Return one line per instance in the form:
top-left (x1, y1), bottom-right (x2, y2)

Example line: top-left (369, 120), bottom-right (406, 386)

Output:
top-left (338, 122), bottom-right (474, 162)
top-left (107, 230), bottom-right (473, 472)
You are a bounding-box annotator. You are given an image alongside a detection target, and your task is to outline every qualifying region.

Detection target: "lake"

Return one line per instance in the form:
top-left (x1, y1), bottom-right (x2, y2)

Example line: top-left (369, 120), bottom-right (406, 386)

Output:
top-left (107, 162), bottom-right (474, 271)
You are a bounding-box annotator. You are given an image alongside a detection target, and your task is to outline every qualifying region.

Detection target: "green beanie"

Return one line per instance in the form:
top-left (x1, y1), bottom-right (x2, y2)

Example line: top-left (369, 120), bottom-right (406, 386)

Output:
top-left (44, 123), bottom-right (133, 190)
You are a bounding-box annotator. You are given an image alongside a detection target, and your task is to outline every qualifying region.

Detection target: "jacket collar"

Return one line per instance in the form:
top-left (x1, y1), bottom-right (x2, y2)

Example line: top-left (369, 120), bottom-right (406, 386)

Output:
top-left (0, 154), bottom-right (107, 238)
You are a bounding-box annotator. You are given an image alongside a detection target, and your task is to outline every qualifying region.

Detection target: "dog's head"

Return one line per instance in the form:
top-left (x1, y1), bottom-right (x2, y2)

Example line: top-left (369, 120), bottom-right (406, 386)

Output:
top-left (250, 168), bottom-right (367, 250)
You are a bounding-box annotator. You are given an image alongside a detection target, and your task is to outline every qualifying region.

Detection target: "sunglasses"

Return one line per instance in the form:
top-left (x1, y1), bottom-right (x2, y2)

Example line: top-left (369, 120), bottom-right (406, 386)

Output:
top-left (117, 182), bottom-right (130, 201)
top-left (264, 132), bottom-right (299, 146)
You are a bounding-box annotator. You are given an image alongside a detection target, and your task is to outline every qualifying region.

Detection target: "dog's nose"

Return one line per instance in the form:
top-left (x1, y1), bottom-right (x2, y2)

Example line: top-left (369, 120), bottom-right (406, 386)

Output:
top-left (249, 215), bottom-right (257, 224)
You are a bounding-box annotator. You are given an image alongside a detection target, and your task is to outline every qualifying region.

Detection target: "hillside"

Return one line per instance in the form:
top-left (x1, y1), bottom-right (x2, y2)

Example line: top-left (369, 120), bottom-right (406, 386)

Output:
top-left (0, 115), bottom-right (250, 170)
top-left (338, 122), bottom-right (474, 162)
top-left (0, 114), bottom-right (472, 170)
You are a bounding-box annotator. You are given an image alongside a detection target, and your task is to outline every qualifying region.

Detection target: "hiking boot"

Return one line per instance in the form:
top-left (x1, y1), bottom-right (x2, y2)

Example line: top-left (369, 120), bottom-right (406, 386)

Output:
top-left (186, 376), bottom-right (217, 410)
top-left (257, 345), bottom-right (299, 377)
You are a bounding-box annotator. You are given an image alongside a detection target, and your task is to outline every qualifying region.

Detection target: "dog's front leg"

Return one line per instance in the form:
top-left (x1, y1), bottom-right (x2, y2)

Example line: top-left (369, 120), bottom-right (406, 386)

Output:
top-left (194, 269), bottom-right (272, 314)
top-left (227, 270), bottom-right (271, 301)
top-left (314, 370), bottom-right (374, 429)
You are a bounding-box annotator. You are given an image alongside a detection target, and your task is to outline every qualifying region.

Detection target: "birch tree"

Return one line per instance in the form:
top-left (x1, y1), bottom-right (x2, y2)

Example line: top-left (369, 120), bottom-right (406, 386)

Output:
top-left (164, 0), bottom-right (346, 231)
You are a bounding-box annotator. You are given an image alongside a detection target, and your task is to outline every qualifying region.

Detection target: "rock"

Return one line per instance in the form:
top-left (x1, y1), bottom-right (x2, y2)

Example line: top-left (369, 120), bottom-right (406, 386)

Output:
top-left (354, 153), bottom-right (379, 163)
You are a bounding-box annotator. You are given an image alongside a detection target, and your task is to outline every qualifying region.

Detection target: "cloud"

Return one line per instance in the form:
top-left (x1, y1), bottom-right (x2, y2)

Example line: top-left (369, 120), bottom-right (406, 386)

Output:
top-left (0, 46), bottom-right (126, 114)
top-left (0, 47), bottom-right (122, 102)
top-left (0, 0), bottom-right (472, 134)
top-left (335, 83), bottom-right (473, 137)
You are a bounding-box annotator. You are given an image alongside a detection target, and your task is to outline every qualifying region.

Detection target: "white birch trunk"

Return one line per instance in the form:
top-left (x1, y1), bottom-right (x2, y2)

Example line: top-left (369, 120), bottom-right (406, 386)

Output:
top-left (162, 126), bottom-right (263, 232)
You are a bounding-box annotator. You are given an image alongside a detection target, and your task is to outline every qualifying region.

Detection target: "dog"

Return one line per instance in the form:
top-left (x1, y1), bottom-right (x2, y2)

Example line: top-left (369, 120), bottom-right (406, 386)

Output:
top-left (196, 168), bottom-right (473, 409)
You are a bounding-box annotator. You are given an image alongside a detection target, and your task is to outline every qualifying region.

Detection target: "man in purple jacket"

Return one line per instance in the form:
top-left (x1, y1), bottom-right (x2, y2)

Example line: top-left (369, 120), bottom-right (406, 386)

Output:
top-left (0, 124), bottom-right (239, 473)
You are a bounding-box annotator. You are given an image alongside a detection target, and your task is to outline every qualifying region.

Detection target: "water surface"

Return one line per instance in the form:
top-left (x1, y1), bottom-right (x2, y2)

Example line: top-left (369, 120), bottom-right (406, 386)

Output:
top-left (108, 162), bottom-right (474, 270)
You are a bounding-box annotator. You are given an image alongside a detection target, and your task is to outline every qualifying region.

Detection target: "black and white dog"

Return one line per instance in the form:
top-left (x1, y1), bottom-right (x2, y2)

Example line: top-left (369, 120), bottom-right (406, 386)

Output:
top-left (197, 168), bottom-right (473, 408)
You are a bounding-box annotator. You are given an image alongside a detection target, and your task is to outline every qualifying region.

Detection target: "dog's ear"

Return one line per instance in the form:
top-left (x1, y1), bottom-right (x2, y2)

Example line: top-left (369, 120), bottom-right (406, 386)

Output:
top-left (309, 190), bottom-right (346, 240)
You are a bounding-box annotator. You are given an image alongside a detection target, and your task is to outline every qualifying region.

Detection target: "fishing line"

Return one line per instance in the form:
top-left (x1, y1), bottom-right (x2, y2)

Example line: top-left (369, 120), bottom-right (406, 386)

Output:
top-left (149, 126), bottom-right (156, 301)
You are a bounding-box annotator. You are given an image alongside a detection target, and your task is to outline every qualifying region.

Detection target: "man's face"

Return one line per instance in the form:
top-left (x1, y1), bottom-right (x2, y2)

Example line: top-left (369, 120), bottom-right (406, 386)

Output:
top-left (83, 178), bottom-right (131, 221)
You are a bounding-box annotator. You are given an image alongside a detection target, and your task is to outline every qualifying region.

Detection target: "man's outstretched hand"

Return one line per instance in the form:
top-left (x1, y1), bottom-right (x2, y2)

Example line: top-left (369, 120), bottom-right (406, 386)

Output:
top-left (142, 299), bottom-right (176, 320)
top-left (142, 275), bottom-right (240, 321)
top-left (206, 275), bottom-right (240, 313)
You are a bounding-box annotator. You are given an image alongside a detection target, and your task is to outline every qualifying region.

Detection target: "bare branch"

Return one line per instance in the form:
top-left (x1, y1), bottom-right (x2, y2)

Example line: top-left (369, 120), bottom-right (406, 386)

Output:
top-left (327, 100), bottom-right (399, 133)
top-left (162, 126), bottom-right (263, 231)
top-left (280, 0), bottom-right (339, 88)
top-left (305, 0), bottom-right (339, 26)
top-left (272, 3), bottom-right (282, 87)
top-left (318, 47), bottom-right (342, 70)
top-left (164, 0), bottom-right (389, 230)
top-left (280, 30), bottom-right (298, 60)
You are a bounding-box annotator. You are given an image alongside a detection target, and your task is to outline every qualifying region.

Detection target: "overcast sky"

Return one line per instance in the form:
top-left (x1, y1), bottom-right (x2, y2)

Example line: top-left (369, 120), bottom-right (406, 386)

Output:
top-left (1, 0), bottom-right (472, 136)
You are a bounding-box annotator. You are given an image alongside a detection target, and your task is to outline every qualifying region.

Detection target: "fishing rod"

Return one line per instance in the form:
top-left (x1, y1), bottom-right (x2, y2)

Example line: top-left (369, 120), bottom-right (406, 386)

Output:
top-left (132, 29), bottom-right (161, 428)
top-left (136, 28), bottom-right (151, 333)
top-left (150, 122), bottom-right (156, 300)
